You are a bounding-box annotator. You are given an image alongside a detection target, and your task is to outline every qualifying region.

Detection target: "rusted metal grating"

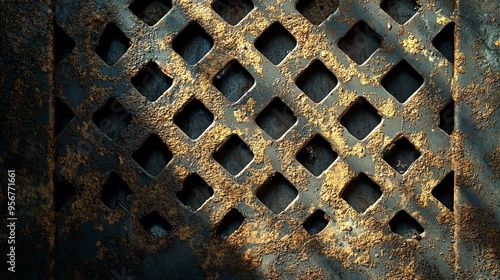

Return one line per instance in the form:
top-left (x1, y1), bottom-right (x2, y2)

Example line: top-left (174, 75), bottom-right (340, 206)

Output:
top-left (1, 0), bottom-right (498, 279)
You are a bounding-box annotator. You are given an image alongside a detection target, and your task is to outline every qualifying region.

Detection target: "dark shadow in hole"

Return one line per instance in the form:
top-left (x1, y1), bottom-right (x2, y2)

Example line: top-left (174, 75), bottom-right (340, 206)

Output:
top-left (296, 0), bottom-right (339, 25)
top-left (172, 23), bottom-right (213, 65)
top-left (389, 210), bottom-right (424, 238)
top-left (213, 60), bottom-right (255, 103)
top-left (439, 100), bottom-right (455, 134)
top-left (132, 134), bottom-right (173, 176)
top-left (216, 208), bottom-right (245, 238)
top-left (340, 97), bottom-right (381, 140)
top-left (432, 171), bottom-right (454, 211)
top-left (381, 60), bottom-right (423, 103)
top-left (296, 134), bottom-right (337, 176)
top-left (100, 172), bottom-right (132, 210)
top-left (54, 23), bottom-right (75, 65)
top-left (140, 211), bottom-right (172, 238)
top-left (341, 173), bottom-right (382, 213)
top-left (177, 173), bottom-right (214, 211)
top-left (92, 97), bottom-right (132, 139)
top-left (256, 98), bottom-right (297, 140)
top-left (383, 136), bottom-right (421, 174)
top-left (381, 0), bottom-right (420, 25)
top-left (338, 21), bottom-right (381, 65)
top-left (95, 23), bottom-right (130, 66)
top-left (296, 60), bottom-right (337, 103)
top-left (213, 134), bottom-right (254, 175)
top-left (54, 171), bottom-right (75, 212)
top-left (303, 210), bottom-right (329, 235)
top-left (212, 0), bottom-right (254, 25)
top-left (256, 173), bottom-right (298, 214)
top-left (131, 61), bottom-right (173, 102)
top-left (129, 0), bottom-right (172, 26)
top-left (255, 22), bottom-right (297, 65)
top-left (54, 97), bottom-right (74, 137)
top-left (433, 22), bottom-right (455, 63)
top-left (174, 98), bottom-right (214, 139)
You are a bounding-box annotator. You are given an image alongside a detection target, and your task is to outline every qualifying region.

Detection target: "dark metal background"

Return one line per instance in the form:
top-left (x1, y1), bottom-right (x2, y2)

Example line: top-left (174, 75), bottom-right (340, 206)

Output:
top-left (0, 0), bottom-right (498, 279)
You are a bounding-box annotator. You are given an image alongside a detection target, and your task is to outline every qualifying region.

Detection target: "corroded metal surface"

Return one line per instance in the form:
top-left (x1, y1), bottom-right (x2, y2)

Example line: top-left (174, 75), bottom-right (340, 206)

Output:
top-left (0, 0), bottom-right (498, 279)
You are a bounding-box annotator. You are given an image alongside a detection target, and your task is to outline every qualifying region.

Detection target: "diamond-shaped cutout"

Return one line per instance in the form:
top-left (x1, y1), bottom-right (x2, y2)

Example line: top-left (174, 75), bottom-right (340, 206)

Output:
top-left (212, 0), bottom-right (254, 25)
top-left (216, 208), bottom-right (245, 238)
top-left (214, 134), bottom-right (254, 175)
top-left (54, 23), bottom-right (75, 65)
top-left (381, 60), bottom-right (423, 103)
top-left (341, 173), bottom-right (382, 213)
top-left (432, 171), bottom-right (454, 211)
top-left (256, 173), bottom-right (298, 214)
top-left (383, 136), bottom-right (421, 174)
top-left (303, 210), bottom-right (329, 235)
top-left (433, 22), bottom-right (455, 63)
top-left (131, 61), bottom-right (173, 102)
top-left (174, 98), bottom-right (214, 139)
top-left (381, 0), bottom-right (420, 25)
top-left (92, 98), bottom-right (132, 139)
top-left (213, 60), bottom-right (255, 103)
top-left (439, 100), bottom-right (455, 134)
top-left (256, 98), bottom-right (297, 139)
top-left (140, 211), bottom-right (172, 238)
top-left (177, 174), bottom-right (214, 211)
top-left (296, 0), bottom-right (338, 25)
top-left (340, 97), bottom-right (381, 140)
top-left (339, 21), bottom-right (381, 65)
top-left (296, 60), bottom-right (338, 103)
top-left (296, 134), bottom-right (337, 176)
top-left (133, 134), bottom-right (173, 176)
top-left (173, 23), bottom-right (214, 65)
top-left (389, 210), bottom-right (424, 238)
top-left (100, 172), bottom-right (132, 210)
top-left (96, 23), bottom-right (130, 66)
top-left (255, 22), bottom-right (297, 65)
top-left (129, 0), bottom-right (172, 26)
top-left (55, 97), bottom-right (74, 137)
top-left (54, 171), bottom-right (75, 212)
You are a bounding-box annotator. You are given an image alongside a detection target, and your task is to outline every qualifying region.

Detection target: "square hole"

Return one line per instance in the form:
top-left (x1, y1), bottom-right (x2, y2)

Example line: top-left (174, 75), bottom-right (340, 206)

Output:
top-left (95, 23), bottom-right (130, 66)
top-left (389, 210), bottom-right (424, 239)
top-left (296, 0), bottom-right (338, 25)
top-left (256, 98), bottom-right (297, 140)
top-left (54, 23), bottom-right (75, 65)
top-left (177, 174), bottom-right (214, 211)
top-left (216, 208), bottom-right (245, 238)
top-left (133, 134), bottom-right (173, 176)
top-left (55, 97), bottom-right (74, 137)
top-left (381, 60), bottom-right (423, 103)
top-left (339, 21), bottom-right (381, 65)
top-left (256, 173), bottom-right (298, 214)
top-left (439, 100), bottom-right (455, 135)
top-left (213, 60), bottom-right (255, 103)
top-left (54, 172), bottom-right (75, 212)
top-left (140, 211), bottom-right (172, 238)
top-left (340, 97), bottom-right (381, 140)
top-left (173, 23), bottom-right (214, 65)
top-left (432, 171), bottom-right (454, 211)
top-left (174, 98), bottom-right (214, 139)
top-left (303, 210), bottom-right (329, 235)
top-left (100, 172), bottom-right (132, 210)
top-left (341, 173), bottom-right (382, 213)
top-left (213, 134), bottom-right (254, 175)
top-left (383, 136), bottom-right (421, 174)
top-left (296, 60), bottom-right (338, 103)
top-left (433, 22), bottom-right (455, 63)
top-left (296, 134), bottom-right (337, 176)
top-left (92, 98), bottom-right (132, 139)
top-left (255, 22), bottom-right (297, 65)
top-left (381, 0), bottom-right (420, 25)
top-left (131, 61), bottom-right (173, 102)
top-left (129, 0), bottom-right (172, 26)
top-left (212, 0), bottom-right (254, 25)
